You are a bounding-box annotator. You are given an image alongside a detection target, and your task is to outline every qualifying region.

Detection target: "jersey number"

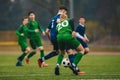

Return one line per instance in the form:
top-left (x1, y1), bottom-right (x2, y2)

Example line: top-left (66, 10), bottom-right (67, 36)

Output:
top-left (57, 20), bottom-right (69, 31)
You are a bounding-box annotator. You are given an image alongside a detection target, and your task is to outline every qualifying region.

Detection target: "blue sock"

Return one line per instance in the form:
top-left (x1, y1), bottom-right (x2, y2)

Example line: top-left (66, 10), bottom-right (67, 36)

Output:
top-left (68, 54), bottom-right (76, 63)
top-left (44, 51), bottom-right (58, 60)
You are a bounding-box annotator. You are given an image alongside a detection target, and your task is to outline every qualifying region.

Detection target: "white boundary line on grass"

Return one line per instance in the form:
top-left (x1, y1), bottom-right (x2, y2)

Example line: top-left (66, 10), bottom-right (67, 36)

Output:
top-left (0, 73), bottom-right (120, 77)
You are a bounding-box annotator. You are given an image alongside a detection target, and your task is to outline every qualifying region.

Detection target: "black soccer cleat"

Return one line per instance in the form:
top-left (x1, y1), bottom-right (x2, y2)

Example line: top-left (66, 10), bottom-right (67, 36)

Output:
top-left (69, 65), bottom-right (79, 75)
top-left (55, 66), bottom-right (60, 75)
top-left (16, 62), bottom-right (23, 66)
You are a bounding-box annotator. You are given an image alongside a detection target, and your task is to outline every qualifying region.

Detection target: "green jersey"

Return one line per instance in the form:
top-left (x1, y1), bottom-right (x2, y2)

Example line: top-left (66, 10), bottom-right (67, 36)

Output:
top-left (56, 18), bottom-right (72, 35)
top-left (16, 25), bottom-right (28, 42)
top-left (16, 24), bottom-right (30, 51)
top-left (56, 18), bottom-right (74, 41)
top-left (56, 18), bottom-right (80, 50)
top-left (27, 20), bottom-right (44, 39)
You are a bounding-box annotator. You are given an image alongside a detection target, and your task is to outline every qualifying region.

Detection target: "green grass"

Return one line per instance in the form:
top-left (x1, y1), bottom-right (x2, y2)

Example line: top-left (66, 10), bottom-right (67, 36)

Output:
top-left (0, 53), bottom-right (120, 80)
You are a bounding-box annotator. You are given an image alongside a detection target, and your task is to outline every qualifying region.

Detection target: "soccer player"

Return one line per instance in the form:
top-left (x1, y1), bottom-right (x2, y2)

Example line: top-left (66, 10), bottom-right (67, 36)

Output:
top-left (76, 17), bottom-right (90, 55)
top-left (37, 6), bottom-right (74, 67)
top-left (55, 14), bottom-right (85, 75)
top-left (25, 11), bottom-right (48, 66)
top-left (16, 16), bottom-right (31, 66)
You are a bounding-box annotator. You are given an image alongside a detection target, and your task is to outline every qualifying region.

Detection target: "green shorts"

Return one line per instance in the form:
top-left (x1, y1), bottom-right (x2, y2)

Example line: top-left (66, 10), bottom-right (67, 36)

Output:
top-left (30, 37), bottom-right (43, 49)
top-left (57, 34), bottom-right (80, 50)
top-left (18, 41), bottom-right (28, 52)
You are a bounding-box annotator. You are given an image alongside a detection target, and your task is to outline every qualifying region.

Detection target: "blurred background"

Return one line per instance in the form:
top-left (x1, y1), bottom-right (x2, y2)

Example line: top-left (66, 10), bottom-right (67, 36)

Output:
top-left (0, 0), bottom-right (120, 52)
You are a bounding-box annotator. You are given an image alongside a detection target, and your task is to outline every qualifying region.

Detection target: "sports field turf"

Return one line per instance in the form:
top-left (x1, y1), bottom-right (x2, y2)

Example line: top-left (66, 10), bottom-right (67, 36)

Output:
top-left (0, 53), bottom-right (120, 80)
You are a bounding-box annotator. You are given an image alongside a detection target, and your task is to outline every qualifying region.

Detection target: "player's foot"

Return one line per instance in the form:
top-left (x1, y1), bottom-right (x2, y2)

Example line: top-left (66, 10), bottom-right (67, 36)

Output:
top-left (55, 66), bottom-right (60, 75)
top-left (16, 62), bottom-right (22, 66)
top-left (38, 59), bottom-right (48, 67)
top-left (42, 62), bottom-right (48, 67)
top-left (16, 58), bottom-right (22, 66)
top-left (77, 71), bottom-right (86, 74)
top-left (69, 65), bottom-right (78, 75)
top-left (69, 65), bottom-right (85, 75)
top-left (38, 59), bottom-right (42, 67)
top-left (25, 57), bottom-right (30, 64)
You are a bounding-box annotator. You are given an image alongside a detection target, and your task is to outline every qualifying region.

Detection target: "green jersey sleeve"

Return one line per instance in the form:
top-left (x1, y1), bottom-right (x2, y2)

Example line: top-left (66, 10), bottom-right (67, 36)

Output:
top-left (38, 22), bottom-right (44, 33)
top-left (25, 27), bottom-right (35, 33)
top-left (16, 25), bottom-right (22, 36)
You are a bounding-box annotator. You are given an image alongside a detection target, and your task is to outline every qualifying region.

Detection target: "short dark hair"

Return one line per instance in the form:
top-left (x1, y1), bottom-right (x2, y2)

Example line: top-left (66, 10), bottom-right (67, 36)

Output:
top-left (59, 5), bottom-right (68, 11)
top-left (79, 16), bottom-right (85, 19)
top-left (28, 11), bottom-right (35, 16)
top-left (22, 16), bottom-right (28, 21)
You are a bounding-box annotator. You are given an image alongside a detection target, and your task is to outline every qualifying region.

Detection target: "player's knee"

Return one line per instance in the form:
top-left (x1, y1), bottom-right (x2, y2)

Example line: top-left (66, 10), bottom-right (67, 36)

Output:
top-left (77, 45), bottom-right (85, 54)
top-left (25, 47), bottom-right (31, 53)
top-left (85, 48), bottom-right (90, 53)
top-left (38, 46), bottom-right (44, 50)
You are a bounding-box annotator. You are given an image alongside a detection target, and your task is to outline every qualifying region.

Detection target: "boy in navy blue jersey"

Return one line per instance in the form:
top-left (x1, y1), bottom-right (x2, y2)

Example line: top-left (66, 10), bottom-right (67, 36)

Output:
top-left (76, 17), bottom-right (90, 55)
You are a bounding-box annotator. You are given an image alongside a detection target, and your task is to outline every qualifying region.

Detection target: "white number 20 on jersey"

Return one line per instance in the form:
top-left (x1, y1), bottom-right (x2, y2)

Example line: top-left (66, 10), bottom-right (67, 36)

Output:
top-left (57, 20), bottom-right (69, 32)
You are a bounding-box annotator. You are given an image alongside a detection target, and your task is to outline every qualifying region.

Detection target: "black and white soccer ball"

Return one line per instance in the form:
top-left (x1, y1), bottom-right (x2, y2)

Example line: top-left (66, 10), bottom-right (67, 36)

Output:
top-left (62, 58), bottom-right (70, 67)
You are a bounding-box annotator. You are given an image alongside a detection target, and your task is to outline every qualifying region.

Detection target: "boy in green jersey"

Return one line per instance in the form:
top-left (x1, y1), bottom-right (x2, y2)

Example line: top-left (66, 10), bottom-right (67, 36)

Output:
top-left (55, 14), bottom-right (85, 75)
top-left (25, 11), bottom-right (48, 67)
top-left (16, 16), bottom-right (31, 66)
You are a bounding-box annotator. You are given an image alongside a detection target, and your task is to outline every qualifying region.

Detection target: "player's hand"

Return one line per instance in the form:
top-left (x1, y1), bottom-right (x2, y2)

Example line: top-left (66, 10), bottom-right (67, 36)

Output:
top-left (35, 29), bottom-right (39, 32)
top-left (21, 33), bottom-right (24, 36)
top-left (82, 38), bottom-right (89, 43)
top-left (72, 31), bottom-right (76, 38)
top-left (42, 32), bottom-right (46, 36)
top-left (85, 38), bottom-right (89, 43)
top-left (82, 38), bottom-right (86, 42)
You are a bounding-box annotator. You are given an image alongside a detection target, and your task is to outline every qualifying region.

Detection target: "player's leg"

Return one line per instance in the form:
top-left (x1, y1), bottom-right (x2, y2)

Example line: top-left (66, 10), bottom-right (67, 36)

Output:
top-left (66, 48), bottom-right (76, 64)
top-left (16, 42), bottom-right (30, 66)
top-left (55, 50), bottom-right (65, 75)
top-left (25, 39), bottom-right (36, 64)
top-left (69, 38), bottom-right (85, 75)
top-left (79, 39), bottom-right (89, 55)
top-left (37, 38), bottom-right (48, 67)
top-left (44, 41), bottom-right (59, 60)
top-left (38, 41), bottom-right (59, 67)
top-left (73, 44), bottom-right (84, 65)
top-left (55, 40), bottom-right (65, 75)
top-left (83, 43), bottom-right (90, 55)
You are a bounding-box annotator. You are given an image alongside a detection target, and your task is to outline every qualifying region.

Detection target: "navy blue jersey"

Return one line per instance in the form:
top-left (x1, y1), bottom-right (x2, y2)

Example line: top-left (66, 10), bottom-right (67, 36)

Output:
top-left (75, 24), bottom-right (86, 37)
top-left (47, 14), bottom-right (61, 41)
top-left (76, 24), bottom-right (88, 48)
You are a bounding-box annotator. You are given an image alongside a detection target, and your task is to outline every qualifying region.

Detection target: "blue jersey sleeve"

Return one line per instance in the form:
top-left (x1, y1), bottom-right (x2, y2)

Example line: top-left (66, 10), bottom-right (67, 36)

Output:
top-left (47, 20), bottom-right (52, 30)
top-left (75, 25), bottom-right (80, 32)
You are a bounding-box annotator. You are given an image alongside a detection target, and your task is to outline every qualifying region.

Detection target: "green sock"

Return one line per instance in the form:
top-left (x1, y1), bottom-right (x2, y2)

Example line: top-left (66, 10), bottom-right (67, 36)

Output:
top-left (73, 52), bottom-right (83, 65)
top-left (57, 54), bottom-right (64, 65)
top-left (40, 50), bottom-right (44, 61)
top-left (28, 51), bottom-right (36, 59)
top-left (19, 52), bottom-right (27, 61)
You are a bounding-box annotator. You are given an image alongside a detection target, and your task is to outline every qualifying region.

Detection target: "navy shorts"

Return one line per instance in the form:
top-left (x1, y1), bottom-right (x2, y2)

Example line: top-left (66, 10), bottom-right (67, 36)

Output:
top-left (51, 40), bottom-right (59, 51)
top-left (77, 38), bottom-right (88, 48)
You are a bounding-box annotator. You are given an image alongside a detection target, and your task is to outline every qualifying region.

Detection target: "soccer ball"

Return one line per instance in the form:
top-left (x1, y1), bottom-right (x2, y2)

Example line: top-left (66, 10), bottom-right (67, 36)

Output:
top-left (62, 58), bottom-right (70, 67)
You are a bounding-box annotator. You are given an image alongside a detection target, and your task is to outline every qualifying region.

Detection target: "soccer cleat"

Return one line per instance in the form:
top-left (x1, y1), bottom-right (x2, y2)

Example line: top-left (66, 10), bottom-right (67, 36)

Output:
top-left (38, 59), bottom-right (48, 67)
top-left (77, 71), bottom-right (85, 75)
top-left (25, 58), bottom-right (30, 64)
top-left (69, 65), bottom-right (78, 75)
top-left (69, 65), bottom-right (85, 75)
top-left (16, 62), bottom-right (23, 66)
top-left (55, 66), bottom-right (60, 75)
top-left (38, 59), bottom-right (42, 67)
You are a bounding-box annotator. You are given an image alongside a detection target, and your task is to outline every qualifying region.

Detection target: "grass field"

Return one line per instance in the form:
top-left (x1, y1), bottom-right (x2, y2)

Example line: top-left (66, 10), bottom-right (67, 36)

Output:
top-left (0, 53), bottom-right (120, 80)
